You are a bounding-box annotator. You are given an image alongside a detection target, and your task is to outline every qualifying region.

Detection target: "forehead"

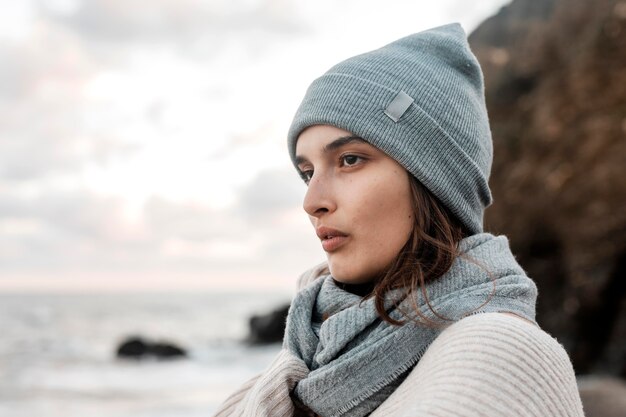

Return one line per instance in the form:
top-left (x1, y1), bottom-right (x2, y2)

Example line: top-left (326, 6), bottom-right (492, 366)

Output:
top-left (297, 125), bottom-right (351, 148)
top-left (295, 125), bottom-right (371, 158)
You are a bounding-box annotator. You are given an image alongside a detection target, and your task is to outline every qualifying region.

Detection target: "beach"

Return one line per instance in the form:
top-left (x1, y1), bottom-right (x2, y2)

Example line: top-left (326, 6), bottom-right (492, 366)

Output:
top-left (0, 291), bottom-right (288, 416)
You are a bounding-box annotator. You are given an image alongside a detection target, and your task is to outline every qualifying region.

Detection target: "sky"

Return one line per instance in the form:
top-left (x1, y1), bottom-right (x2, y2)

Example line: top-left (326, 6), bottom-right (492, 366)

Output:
top-left (0, 0), bottom-right (511, 293)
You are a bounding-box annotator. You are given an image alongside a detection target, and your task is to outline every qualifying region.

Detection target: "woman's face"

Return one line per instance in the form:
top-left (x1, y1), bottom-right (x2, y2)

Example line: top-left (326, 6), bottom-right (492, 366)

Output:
top-left (295, 125), bottom-right (414, 284)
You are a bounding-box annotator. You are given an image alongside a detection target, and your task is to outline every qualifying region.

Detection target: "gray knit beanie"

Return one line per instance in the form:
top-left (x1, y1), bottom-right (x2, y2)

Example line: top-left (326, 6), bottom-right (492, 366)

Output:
top-left (287, 23), bottom-right (493, 235)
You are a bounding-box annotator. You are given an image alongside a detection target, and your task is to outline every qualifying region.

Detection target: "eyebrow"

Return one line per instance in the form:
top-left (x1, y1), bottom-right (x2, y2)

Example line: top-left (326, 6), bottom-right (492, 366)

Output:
top-left (295, 135), bottom-right (367, 165)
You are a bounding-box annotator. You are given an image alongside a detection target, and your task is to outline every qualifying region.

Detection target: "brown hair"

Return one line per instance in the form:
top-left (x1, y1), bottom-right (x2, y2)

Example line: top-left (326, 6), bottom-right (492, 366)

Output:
top-left (369, 175), bottom-right (469, 327)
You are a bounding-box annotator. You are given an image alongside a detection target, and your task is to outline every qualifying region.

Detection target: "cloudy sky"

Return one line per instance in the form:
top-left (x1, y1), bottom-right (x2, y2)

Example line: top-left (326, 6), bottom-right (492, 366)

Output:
top-left (0, 0), bottom-right (510, 292)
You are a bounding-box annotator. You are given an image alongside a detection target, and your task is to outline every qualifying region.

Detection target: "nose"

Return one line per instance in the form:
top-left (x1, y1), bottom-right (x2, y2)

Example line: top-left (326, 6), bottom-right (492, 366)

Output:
top-left (302, 173), bottom-right (336, 218)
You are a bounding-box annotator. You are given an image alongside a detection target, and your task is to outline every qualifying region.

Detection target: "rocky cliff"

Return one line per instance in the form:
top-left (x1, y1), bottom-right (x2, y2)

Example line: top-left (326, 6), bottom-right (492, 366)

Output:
top-left (469, 0), bottom-right (626, 376)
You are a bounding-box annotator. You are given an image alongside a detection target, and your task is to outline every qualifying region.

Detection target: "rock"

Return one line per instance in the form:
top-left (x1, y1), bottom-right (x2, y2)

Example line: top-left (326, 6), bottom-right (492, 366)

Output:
top-left (469, 0), bottom-right (626, 377)
top-left (247, 304), bottom-right (290, 345)
top-left (578, 376), bottom-right (626, 417)
top-left (149, 342), bottom-right (187, 358)
top-left (116, 336), bottom-right (187, 360)
top-left (116, 337), bottom-right (149, 358)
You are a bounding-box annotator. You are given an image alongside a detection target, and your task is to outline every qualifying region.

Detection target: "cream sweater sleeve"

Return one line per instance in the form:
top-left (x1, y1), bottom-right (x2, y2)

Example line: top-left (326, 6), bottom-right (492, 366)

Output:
top-left (213, 349), bottom-right (308, 417)
top-left (371, 312), bottom-right (585, 417)
top-left (213, 263), bottom-right (326, 417)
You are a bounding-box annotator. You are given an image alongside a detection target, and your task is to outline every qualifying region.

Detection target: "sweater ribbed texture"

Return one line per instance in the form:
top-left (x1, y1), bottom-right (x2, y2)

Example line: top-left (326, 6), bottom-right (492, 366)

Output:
top-left (370, 313), bottom-right (584, 417)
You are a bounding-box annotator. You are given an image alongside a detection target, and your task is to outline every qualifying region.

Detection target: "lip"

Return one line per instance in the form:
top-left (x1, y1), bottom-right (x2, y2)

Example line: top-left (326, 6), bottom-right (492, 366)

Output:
top-left (316, 226), bottom-right (349, 252)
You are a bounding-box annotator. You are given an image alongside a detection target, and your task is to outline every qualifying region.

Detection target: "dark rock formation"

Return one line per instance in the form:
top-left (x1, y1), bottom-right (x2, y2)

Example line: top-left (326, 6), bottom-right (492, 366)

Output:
top-left (578, 376), bottom-right (626, 417)
top-left (246, 304), bottom-right (289, 345)
top-left (149, 341), bottom-right (187, 358)
top-left (116, 336), bottom-right (187, 360)
top-left (116, 337), bottom-right (148, 358)
top-left (469, 0), bottom-right (626, 376)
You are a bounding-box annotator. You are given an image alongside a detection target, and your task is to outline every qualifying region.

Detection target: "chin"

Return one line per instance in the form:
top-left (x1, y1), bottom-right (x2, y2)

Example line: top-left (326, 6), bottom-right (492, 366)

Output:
top-left (328, 261), bottom-right (377, 285)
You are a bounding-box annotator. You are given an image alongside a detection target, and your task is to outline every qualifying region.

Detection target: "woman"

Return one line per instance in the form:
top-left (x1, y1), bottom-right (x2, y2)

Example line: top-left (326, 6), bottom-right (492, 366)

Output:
top-left (214, 23), bottom-right (584, 417)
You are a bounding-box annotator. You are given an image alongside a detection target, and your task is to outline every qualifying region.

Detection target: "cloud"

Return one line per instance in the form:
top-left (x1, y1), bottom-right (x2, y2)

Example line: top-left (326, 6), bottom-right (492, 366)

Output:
top-left (144, 196), bottom-right (247, 241)
top-left (0, 188), bottom-right (140, 270)
top-left (45, 0), bottom-right (305, 44)
top-left (0, 4), bottom-right (316, 285)
top-left (235, 168), bottom-right (306, 223)
top-left (0, 18), bottom-right (139, 181)
top-left (0, 178), bottom-right (315, 275)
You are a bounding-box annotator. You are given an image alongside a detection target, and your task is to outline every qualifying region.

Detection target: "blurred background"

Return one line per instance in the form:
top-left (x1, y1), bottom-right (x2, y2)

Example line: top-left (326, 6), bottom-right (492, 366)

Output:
top-left (0, 0), bottom-right (624, 416)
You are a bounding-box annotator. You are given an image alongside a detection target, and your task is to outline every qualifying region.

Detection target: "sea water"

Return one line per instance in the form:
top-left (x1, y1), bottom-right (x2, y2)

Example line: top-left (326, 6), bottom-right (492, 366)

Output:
top-left (0, 291), bottom-right (289, 417)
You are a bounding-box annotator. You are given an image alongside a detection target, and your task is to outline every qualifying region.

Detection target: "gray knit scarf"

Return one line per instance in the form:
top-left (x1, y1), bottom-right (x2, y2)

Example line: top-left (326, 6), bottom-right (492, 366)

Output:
top-left (283, 233), bottom-right (537, 417)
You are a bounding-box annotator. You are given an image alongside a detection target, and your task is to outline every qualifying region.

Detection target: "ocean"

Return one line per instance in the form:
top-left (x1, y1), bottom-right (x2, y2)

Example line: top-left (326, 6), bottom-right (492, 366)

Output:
top-left (0, 291), bottom-right (290, 417)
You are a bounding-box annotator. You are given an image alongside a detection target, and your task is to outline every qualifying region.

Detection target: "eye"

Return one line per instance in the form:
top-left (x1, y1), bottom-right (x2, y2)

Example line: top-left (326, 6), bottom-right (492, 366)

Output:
top-left (340, 154), bottom-right (363, 167)
top-left (299, 170), bottom-right (313, 185)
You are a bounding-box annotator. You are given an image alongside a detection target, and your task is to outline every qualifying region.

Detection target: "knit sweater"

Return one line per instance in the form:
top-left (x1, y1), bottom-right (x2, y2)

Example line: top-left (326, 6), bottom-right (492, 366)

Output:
top-left (370, 312), bottom-right (585, 416)
top-left (214, 266), bottom-right (585, 417)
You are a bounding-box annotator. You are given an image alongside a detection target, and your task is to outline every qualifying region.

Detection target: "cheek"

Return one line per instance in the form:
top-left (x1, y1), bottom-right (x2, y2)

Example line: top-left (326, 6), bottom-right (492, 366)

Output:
top-left (358, 179), bottom-right (413, 255)
top-left (379, 200), bottom-right (413, 249)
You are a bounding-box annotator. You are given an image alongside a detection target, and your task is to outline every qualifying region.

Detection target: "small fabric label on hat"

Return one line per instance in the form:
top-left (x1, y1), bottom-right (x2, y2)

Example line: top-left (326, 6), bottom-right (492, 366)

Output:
top-left (383, 90), bottom-right (414, 122)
